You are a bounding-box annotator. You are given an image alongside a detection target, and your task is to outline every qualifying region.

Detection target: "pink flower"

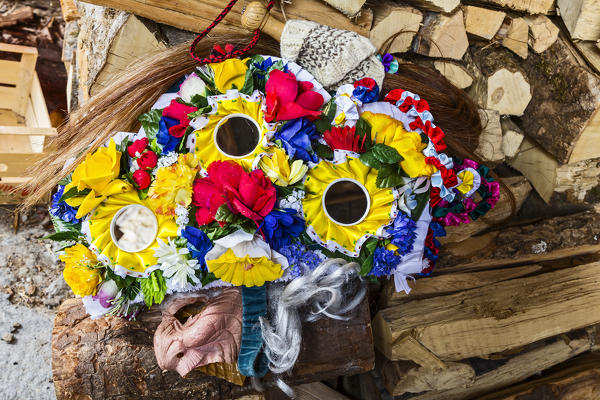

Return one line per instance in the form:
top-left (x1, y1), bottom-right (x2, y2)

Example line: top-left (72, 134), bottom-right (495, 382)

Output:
top-left (162, 100), bottom-right (198, 138)
top-left (137, 150), bottom-right (158, 170)
top-left (265, 70), bottom-right (324, 122)
top-left (127, 138), bottom-right (148, 157)
top-left (133, 169), bottom-right (151, 190)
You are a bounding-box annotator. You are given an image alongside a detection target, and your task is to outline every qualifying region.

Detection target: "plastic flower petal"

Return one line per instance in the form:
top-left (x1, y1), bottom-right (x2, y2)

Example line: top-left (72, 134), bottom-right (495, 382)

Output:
top-left (60, 243), bottom-right (102, 297)
top-left (258, 148), bottom-right (308, 186)
top-left (205, 229), bottom-right (288, 287)
top-left (274, 118), bottom-right (320, 162)
top-left (148, 153), bottom-right (199, 217)
top-left (324, 126), bottom-right (366, 153)
top-left (178, 72), bottom-right (207, 103)
top-left (210, 58), bottom-right (248, 93)
top-left (265, 69), bottom-right (324, 122)
top-left (155, 238), bottom-right (200, 290)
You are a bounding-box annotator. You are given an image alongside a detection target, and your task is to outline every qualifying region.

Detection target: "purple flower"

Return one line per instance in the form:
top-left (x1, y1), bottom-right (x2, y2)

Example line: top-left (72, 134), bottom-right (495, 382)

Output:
top-left (386, 212), bottom-right (417, 256)
top-left (274, 118), bottom-right (319, 163)
top-left (260, 209), bottom-right (305, 251)
top-left (50, 185), bottom-right (80, 224)
top-left (369, 247), bottom-right (402, 277)
top-left (279, 242), bottom-right (322, 277)
top-left (181, 226), bottom-right (213, 269)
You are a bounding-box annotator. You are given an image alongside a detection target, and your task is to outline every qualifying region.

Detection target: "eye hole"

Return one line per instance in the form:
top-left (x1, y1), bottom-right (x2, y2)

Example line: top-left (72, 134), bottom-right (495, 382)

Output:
top-left (214, 113), bottom-right (261, 158)
top-left (323, 179), bottom-right (370, 226)
top-left (176, 352), bottom-right (184, 359)
top-left (174, 301), bottom-right (208, 324)
top-left (110, 205), bottom-right (158, 252)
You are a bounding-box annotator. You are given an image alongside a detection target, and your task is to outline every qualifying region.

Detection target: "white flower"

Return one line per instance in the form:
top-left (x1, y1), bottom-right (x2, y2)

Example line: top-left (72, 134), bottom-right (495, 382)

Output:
top-left (175, 204), bottom-right (189, 228)
top-left (278, 189), bottom-right (305, 215)
top-left (154, 152), bottom-right (179, 173)
top-left (154, 238), bottom-right (200, 290)
top-left (178, 72), bottom-right (207, 103)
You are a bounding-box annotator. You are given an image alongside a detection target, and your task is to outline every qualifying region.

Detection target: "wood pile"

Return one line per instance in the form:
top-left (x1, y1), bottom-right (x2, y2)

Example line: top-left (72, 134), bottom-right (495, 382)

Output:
top-left (53, 0), bottom-right (600, 398)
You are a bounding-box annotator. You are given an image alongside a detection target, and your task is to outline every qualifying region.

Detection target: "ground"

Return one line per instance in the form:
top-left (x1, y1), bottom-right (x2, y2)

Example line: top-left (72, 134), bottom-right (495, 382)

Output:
top-left (0, 206), bottom-right (70, 400)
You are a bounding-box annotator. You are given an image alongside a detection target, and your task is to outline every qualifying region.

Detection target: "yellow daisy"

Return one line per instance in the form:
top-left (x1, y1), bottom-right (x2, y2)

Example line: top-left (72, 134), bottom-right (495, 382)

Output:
top-left (88, 188), bottom-right (178, 275)
top-left (303, 156), bottom-right (397, 256)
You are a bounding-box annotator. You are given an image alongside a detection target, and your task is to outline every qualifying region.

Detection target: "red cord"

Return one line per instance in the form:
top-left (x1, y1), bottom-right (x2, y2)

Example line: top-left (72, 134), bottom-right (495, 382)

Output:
top-left (189, 0), bottom-right (275, 64)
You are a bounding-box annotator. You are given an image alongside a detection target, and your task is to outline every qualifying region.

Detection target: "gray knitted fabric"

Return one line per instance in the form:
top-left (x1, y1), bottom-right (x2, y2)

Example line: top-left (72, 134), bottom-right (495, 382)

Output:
top-left (280, 20), bottom-right (384, 91)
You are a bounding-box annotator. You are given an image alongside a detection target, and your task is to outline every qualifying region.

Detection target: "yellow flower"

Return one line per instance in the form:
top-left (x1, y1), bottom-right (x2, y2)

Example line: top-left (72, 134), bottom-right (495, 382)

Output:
top-left (210, 58), bottom-right (249, 93)
top-left (456, 169), bottom-right (475, 195)
top-left (258, 148), bottom-right (307, 186)
top-left (64, 139), bottom-right (130, 218)
top-left (361, 112), bottom-right (437, 178)
top-left (60, 243), bottom-right (102, 297)
top-left (207, 249), bottom-right (284, 287)
top-left (148, 153), bottom-right (199, 216)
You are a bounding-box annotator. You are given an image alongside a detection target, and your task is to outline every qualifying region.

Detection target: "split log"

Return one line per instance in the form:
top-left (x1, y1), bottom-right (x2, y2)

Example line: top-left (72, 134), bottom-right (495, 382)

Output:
top-left (369, 2), bottom-right (422, 54)
top-left (434, 61), bottom-right (473, 89)
top-left (52, 296), bottom-right (374, 399)
top-left (557, 0), bottom-right (600, 41)
top-left (555, 157), bottom-right (600, 202)
top-left (320, 0), bottom-right (366, 18)
top-left (500, 117), bottom-right (524, 158)
top-left (497, 17), bottom-right (529, 59)
top-left (372, 260), bottom-right (600, 363)
top-left (474, 109), bottom-right (504, 163)
top-left (80, 0), bottom-right (373, 37)
top-left (468, 0), bottom-right (554, 14)
top-left (468, 37), bottom-right (600, 164)
top-left (413, 10), bottom-right (469, 60)
top-left (486, 68), bottom-right (531, 115)
top-left (463, 5), bottom-right (505, 40)
top-left (59, 0), bottom-right (79, 22)
top-left (0, 6), bottom-right (34, 28)
top-left (523, 14), bottom-right (559, 53)
top-left (575, 41), bottom-right (600, 74)
top-left (402, 0), bottom-right (460, 13)
top-left (507, 137), bottom-right (558, 202)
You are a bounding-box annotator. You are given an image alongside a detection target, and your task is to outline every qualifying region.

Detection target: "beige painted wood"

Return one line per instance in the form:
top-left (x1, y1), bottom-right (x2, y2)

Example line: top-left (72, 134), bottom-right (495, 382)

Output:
top-left (0, 153), bottom-right (49, 177)
top-left (508, 137), bottom-right (558, 202)
top-left (433, 61), bottom-right (473, 88)
top-left (370, 2), bottom-right (423, 54)
top-left (374, 261), bottom-right (600, 362)
top-left (0, 60), bottom-right (21, 86)
top-left (0, 43), bottom-right (38, 117)
top-left (414, 10), bottom-right (469, 60)
top-left (463, 6), bottom-right (505, 40)
top-left (0, 126), bottom-right (56, 136)
top-left (557, 0), bottom-right (600, 41)
top-left (524, 15), bottom-right (559, 53)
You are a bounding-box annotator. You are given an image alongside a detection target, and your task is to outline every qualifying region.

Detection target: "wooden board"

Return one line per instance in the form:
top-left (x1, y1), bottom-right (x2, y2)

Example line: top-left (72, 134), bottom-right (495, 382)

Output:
top-left (52, 297), bottom-right (374, 399)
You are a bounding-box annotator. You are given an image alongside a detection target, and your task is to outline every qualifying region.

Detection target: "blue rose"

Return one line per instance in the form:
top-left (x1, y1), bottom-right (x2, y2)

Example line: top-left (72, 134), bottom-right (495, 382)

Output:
top-left (274, 118), bottom-right (319, 163)
top-left (181, 226), bottom-right (213, 269)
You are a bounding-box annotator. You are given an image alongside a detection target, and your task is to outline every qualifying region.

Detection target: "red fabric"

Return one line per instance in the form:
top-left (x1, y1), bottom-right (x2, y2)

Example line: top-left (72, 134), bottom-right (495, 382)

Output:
top-left (323, 126), bottom-right (366, 153)
top-left (409, 117), bottom-right (447, 152)
top-left (398, 96), bottom-right (429, 113)
top-left (425, 157), bottom-right (458, 188)
top-left (163, 100), bottom-right (198, 138)
top-left (383, 89), bottom-right (405, 105)
top-left (353, 77), bottom-right (377, 90)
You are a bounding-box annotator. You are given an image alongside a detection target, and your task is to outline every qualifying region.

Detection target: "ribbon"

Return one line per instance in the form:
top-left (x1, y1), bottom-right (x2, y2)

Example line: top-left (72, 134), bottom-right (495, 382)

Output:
top-left (237, 286), bottom-right (269, 377)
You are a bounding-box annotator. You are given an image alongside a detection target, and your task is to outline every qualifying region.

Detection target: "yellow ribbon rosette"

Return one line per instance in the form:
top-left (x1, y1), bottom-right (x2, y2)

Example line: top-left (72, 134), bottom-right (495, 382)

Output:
top-left (303, 156), bottom-right (397, 256)
top-left (88, 189), bottom-right (178, 274)
top-left (64, 139), bottom-right (130, 218)
top-left (361, 111), bottom-right (437, 178)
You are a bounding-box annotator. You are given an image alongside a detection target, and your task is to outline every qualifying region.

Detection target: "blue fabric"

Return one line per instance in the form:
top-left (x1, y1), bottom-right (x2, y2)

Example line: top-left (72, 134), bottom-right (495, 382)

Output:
top-left (275, 118), bottom-right (319, 163)
top-left (181, 226), bottom-right (212, 269)
top-left (157, 116), bottom-right (182, 153)
top-left (237, 286), bottom-right (269, 377)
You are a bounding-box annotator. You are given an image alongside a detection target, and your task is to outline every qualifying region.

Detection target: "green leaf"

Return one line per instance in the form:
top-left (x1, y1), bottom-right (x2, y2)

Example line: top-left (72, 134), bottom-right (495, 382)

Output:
top-left (116, 139), bottom-right (131, 153)
top-left (189, 94), bottom-right (209, 109)
top-left (359, 151), bottom-right (383, 169)
top-left (138, 187), bottom-right (149, 200)
top-left (276, 183), bottom-right (305, 198)
top-left (357, 237), bottom-right (379, 276)
top-left (188, 106), bottom-right (213, 119)
top-left (57, 174), bottom-right (72, 186)
top-left (360, 253), bottom-right (375, 276)
top-left (140, 270), bottom-right (167, 308)
top-left (178, 126), bottom-right (194, 152)
top-left (149, 139), bottom-right (162, 156)
top-left (411, 190), bottom-right (430, 221)
top-left (50, 215), bottom-right (80, 234)
top-left (201, 271), bottom-right (218, 286)
top-left (323, 100), bottom-right (337, 122)
top-left (314, 142), bottom-right (334, 160)
top-left (240, 67), bottom-right (255, 95)
top-left (314, 116), bottom-right (331, 134)
top-left (355, 118), bottom-right (373, 150)
top-left (138, 109), bottom-right (163, 140)
top-left (58, 186), bottom-right (86, 203)
top-left (371, 143), bottom-right (403, 164)
top-left (42, 231), bottom-right (80, 242)
top-left (376, 164), bottom-right (407, 188)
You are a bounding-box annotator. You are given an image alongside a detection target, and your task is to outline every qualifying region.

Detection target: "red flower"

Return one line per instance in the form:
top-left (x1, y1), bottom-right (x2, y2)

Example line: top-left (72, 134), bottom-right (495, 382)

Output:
top-left (127, 138), bottom-right (148, 157)
top-left (323, 126), bottom-right (366, 153)
top-left (264, 70), bottom-right (324, 122)
top-left (137, 150), bottom-right (158, 170)
top-left (192, 161), bottom-right (276, 226)
top-left (133, 169), bottom-right (151, 190)
top-left (162, 100), bottom-right (198, 138)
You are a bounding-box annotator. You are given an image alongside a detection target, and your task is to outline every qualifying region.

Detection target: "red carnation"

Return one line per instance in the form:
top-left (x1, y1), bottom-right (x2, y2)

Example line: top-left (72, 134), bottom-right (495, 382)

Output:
top-left (264, 69), bottom-right (324, 122)
top-left (323, 126), bottom-right (366, 153)
top-left (137, 150), bottom-right (158, 170)
top-left (133, 169), bottom-right (151, 190)
top-left (127, 138), bottom-right (148, 157)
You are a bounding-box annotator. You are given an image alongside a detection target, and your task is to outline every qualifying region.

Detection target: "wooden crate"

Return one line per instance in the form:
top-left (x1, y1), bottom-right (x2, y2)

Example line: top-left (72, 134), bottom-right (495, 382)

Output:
top-left (0, 42), bottom-right (56, 204)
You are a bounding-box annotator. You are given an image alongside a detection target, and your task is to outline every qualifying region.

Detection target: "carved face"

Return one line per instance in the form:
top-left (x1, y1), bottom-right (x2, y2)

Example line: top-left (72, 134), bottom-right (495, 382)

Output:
top-left (154, 287), bottom-right (242, 377)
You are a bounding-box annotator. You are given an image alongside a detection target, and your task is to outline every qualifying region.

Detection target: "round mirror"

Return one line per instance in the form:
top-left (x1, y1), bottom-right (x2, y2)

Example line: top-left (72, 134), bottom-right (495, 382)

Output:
top-left (322, 178), bottom-right (371, 226)
top-left (110, 204), bottom-right (158, 252)
top-left (214, 113), bottom-right (261, 158)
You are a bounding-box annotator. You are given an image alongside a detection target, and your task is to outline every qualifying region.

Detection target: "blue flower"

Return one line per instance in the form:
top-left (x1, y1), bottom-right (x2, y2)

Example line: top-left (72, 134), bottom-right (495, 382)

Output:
top-left (385, 212), bottom-right (417, 256)
top-left (157, 116), bottom-right (183, 153)
top-left (49, 186), bottom-right (80, 224)
top-left (274, 118), bottom-right (319, 163)
top-left (260, 208), bottom-right (305, 251)
top-left (352, 78), bottom-right (380, 103)
top-left (253, 57), bottom-right (287, 79)
top-left (369, 247), bottom-right (402, 277)
top-left (181, 226), bottom-right (213, 269)
top-left (279, 242), bottom-right (322, 277)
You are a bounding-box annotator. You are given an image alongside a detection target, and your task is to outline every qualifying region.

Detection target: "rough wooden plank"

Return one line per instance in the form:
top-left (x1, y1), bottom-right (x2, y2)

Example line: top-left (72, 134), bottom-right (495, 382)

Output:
top-left (0, 6), bottom-right (34, 28)
top-left (0, 153), bottom-right (48, 177)
top-left (0, 127), bottom-right (57, 136)
top-left (52, 296), bottom-right (374, 399)
top-left (373, 261), bottom-right (600, 362)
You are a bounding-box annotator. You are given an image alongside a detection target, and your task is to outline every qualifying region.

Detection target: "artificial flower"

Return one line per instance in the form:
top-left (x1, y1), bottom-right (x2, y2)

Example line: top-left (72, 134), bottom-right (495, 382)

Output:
top-left (278, 242), bottom-right (323, 278)
top-left (210, 58), bottom-right (248, 93)
top-left (258, 147), bottom-right (308, 186)
top-left (133, 169), bottom-right (151, 190)
top-left (369, 246), bottom-right (402, 277)
top-left (409, 117), bottom-right (447, 152)
top-left (162, 99), bottom-right (198, 139)
top-left (64, 139), bottom-right (130, 218)
top-left (377, 53), bottom-right (398, 74)
top-left (128, 138), bottom-right (149, 158)
top-left (50, 185), bottom-right (80, 223)
top-left (148, 153), bottom-right (199, 216)
top-left (60, 243), bottom-right (102, 297)
top-left (157, 116), bottom-right (183, 153)
top-left (181, 226), bottom-right (213, 268)
top-left (384, 89), bottom-right (430, 113)
top-left (333, 85), bottom-right (361, 125)
top-left (353, 78), bottom-right (379, 103)
top-left (205, 229), bottom-right (288, 287)
top-left (264, 69), bottom-right (324, 122)
top-left (178, 72), bottom-right (207, 103)
top-left (385, 211), bottom-right (417, 256)
top-left (274, 118), bottom-right (319, 162)
top-left (155, 238), bottom-right (200, 291)
top-left (82, 279), bottom-right (120, 319)
top-left (259, 208), bottom-right (305, 251)
top-left (323, 126), bottom-right (366, 153)
top-left (137, 150), bottom-right (158, 170)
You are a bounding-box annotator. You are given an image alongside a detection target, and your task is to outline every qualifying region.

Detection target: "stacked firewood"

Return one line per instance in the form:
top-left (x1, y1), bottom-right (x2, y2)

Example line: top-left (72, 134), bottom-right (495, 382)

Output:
top-left (55, 0), bottom-right (600, 398)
